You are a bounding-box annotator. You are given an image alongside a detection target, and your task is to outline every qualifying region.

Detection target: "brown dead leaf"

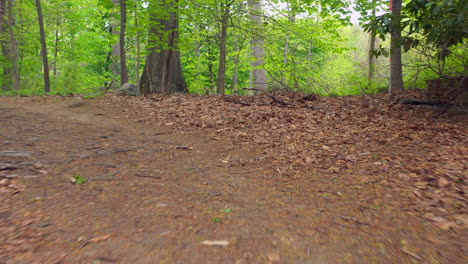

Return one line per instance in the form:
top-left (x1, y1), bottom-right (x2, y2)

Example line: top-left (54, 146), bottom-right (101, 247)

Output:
top-left (88, 234), bottom-right (111, 243)
top-left (434, 221), bottom-right (457, 231)
top-left (267, 251), bottom-right (280, 263)
top-left (438, 177), bottom-right (449, 188)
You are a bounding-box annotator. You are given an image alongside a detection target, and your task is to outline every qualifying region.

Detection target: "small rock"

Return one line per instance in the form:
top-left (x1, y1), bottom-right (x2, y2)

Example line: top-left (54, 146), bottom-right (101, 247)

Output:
top-left (114, 83), bottom-right (140, 96)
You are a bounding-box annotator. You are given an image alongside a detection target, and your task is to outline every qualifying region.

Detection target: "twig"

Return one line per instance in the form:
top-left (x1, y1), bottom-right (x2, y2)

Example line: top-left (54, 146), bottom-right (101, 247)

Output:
top-left (204, 192), bottom-right (221, 201)
top-left (223, 96), bottom-right (253, 106)
top-left (228, 170), bottom-right (258, 174)
top-left (244, 88), bottom-right (293, 107)
top-left (401, 248), bottom-right (422, 260)
top-left (135, 174), bottom-right (161, 179)
top-left (88, 178), bottom-right (122, 181)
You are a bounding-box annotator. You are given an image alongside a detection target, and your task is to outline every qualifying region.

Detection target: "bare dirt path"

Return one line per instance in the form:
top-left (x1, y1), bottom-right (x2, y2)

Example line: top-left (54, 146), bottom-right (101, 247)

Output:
top-left (0, 96), bottom-right (466, 263)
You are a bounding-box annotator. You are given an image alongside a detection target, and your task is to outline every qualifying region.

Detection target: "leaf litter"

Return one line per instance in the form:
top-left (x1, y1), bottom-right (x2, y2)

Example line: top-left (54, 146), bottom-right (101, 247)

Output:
top-left (0, 91), bottom-right (466, 263)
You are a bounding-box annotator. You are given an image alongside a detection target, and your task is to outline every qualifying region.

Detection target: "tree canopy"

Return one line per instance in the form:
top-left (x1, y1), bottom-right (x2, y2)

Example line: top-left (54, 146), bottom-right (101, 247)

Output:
top-left (0, 0), bottom-right (466, 95)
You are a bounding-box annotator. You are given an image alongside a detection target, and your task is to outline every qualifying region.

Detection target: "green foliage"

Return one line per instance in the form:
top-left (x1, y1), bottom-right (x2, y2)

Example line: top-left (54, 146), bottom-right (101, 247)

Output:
top-left (73, 174), bottom-right (86, 184)
top-left (405, 0), bottom-right (467, 49)
top-left (0, 0), bottom-right (465, 96)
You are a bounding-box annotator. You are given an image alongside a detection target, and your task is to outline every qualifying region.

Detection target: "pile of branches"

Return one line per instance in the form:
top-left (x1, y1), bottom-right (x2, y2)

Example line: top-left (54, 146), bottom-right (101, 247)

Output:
top-left (223, 88), bottom-right (319, 109)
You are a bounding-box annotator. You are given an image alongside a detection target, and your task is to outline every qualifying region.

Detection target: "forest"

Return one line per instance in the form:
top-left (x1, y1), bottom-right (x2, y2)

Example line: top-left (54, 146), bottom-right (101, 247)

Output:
top-left (0, 0), bottom-right (466, 96)
top-left (0, 0), bottom-right (467, 263)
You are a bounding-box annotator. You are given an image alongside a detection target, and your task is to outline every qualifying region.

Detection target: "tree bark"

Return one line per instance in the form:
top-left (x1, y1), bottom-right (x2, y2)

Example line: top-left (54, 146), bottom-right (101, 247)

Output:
top-left (135, 2), bottom-right (140, 90)
top-left (283, 2), bottom-right (296, 67)
top-left (119, 0), bottom-right (128, 85)
top-left (389, 0), bottom-right (404, 92)
top-left (1, 0), bottom-right (19, 91)
top-left (366, 1), bottom-right (377, 89)
top-left (0, 0), bottom-right (5, 24)
top-left (216, 1), bottom-right (230, 95)
top-left (111, 0), bottom-right (120, 86)
top-left (248, 0), bottom-right (266, 92)
top-left (139, 0), bottom-right (187, 94)
top-left (232, 35), bottom-right (240, 94)
top-left (7, 0), bottom-right (19, 90)
top-left (53, 14), bottom-right (59, 79)
top-left (36, 0), bottom-right (50, 93)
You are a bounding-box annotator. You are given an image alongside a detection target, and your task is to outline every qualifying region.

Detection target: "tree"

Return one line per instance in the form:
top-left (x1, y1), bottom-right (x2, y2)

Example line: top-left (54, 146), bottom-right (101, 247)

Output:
top-left (405, 0), bottom-right (467, 61)
top-left (216, 0), bottom-right (234, 95)
top-left (1, 0), bottom-right (20, 90)
top-left (120, 0), bottom-right (128, 85)
top-left (36, 0), bottom-right (50, 93)
top-left (139, 0), bottom-right (187, 94)
top-left (249, 0), bottom-right (266, 91)
top-left (389, 0), bottom-right (404, 92)
top-left (0, 0), bottom-right (5, 22)
top-left (6, 0), bottom-right (19, 90)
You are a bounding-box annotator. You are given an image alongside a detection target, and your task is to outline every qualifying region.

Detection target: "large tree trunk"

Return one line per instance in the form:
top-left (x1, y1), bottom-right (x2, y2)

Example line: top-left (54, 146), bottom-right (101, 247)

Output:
top-left (139, 0), bottom-right (187, 94)
top-left (249, 0), bottom-right (266, 91)
top-left (36, 0), bottom-right (50, 93)
top-left (216, 1), bottom-right (230, 95)
top-left (7, 0), bottom-right (19, 90)
top-left (389, 0), bottom-right (403, 92)
top-left (119, 0), bottom-right (128, 85)
top-left (111, 0), bottom-right (120, 86)
top-left (1, 0), bottom-right (19, 91)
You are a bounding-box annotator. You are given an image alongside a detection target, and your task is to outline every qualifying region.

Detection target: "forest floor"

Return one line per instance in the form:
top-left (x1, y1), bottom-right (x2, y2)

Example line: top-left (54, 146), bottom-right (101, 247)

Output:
top-left (0, 91), bottom-right (466, 264)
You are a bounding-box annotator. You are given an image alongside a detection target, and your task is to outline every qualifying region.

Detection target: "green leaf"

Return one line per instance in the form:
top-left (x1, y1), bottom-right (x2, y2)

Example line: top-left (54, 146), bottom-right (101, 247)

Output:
top-left (212, 218), bottom-right (221, 223)
top-left (74, 174), bottom-right (86, 184)
top-left (220, 208), bottom-right (232, 213)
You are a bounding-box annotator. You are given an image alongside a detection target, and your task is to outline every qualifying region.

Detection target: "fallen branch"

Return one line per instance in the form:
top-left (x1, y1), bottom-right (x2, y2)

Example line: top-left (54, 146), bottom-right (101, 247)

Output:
top-left (228, 170), bottom-right (258, 174)
top-left (135, 174), bottom-right (161, 179)
top-left (401, 99), bottom-right (442, 105)
top-left (435, 75), bottom-right (467, 117)
top-left (244, 88), bottom-right (293, 107)
top-left (223, 96), bottom-right (254, 106)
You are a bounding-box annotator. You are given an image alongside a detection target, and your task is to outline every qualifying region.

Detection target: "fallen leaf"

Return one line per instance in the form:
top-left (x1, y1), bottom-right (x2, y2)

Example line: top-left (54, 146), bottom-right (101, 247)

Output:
top-left (200, 240), bottom-right (229, 247)
top-left (267, 251), bottom-right (280, 263)
top-left (438, 177), bottom-right (449, 188)
top-left (88, 234), bottom-right (111, 243)
top-left (401, 247), bottom-right (422, 260)
top-left (434, 221), bottom-right (457, 231)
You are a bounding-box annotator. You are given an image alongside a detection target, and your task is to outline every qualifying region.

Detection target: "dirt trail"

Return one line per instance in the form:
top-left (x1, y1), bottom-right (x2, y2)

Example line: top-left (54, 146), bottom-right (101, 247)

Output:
top-left (0, 97), bottom-right (465, 263)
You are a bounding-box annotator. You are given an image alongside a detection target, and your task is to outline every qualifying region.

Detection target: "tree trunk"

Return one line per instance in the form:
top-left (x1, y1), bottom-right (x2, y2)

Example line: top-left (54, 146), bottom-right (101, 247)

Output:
top-left (306, 42), bottom-right (313, 87)
top-left (7, 0), bottom-right (19, 90)
top-left (216, 2), bottom-right (230, 95)
top-left (207, 47), bottom-right (214, 94)
top-left (1, 0), bottom-right (19, 91)
top-left (367, 33), bottom-right (376, 88)
top-left (367, 2), bottom-right (377, 89)
top-left (389, 0), bottom-right (403, 92)
top-left (0, 0), bottom-right (5, 23)
top-left (111, 0), bottom-right (120, 86)
top-left (232, 35), bottom-right (239, 94)
top-left (36, 0), bottom-right (50, 93)
top-left (139, 0), bottom-right (187, 94)
top-left (135, 3), bottom-right (140, 90)
top-left (53, 14), bottom-right (59, 79)
top-left (119, 0), bottom-right (128, 85)
top-left (283, 3), bottom-right (296, 67)
top-left (248, 0), bottom-right (266, 92)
